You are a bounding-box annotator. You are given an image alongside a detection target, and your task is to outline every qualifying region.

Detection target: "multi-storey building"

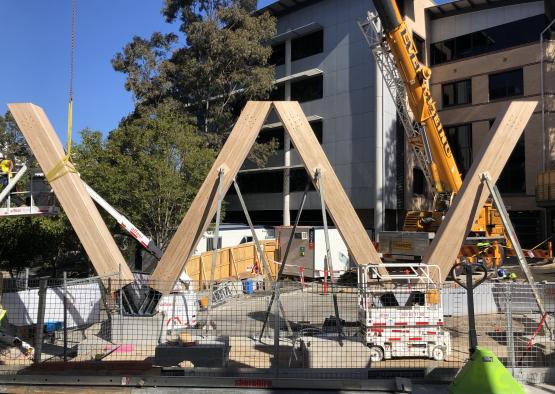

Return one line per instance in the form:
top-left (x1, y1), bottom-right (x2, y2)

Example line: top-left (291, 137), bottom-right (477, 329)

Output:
top-left (225, 0), bottom-right (554, 247)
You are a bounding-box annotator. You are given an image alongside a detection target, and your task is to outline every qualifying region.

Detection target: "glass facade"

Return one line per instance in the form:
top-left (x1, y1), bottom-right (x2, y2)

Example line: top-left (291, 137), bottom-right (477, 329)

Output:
top-left (257, 119), bottom-right (323, 149)
top-left (445, 124), bottom-right (472, 176)
top-left (270, 75), bottom-right (323, 103)
top-left (292, 30), bottom-right (324, 61)
top-left (430, 15), bottom-right (546, 65)
top-left (269, 29), bottom-right (324, 66)
top-left (291, 75), bottom-right (324, 102)
top-left (489, 69), bottom-right (523, 100)
top-left (442, 79), bottom-right (471, 107)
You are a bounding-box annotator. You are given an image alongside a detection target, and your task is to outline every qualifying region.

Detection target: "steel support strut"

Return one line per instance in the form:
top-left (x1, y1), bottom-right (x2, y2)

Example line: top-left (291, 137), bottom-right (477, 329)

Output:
top-left (233, 179), bottom-right (292, 334)
top-left (259, 181), bottom-right (311, 341)
top-left (206, 169), bottom-right (225, 330)
top-left (316, 169), bottom-right (343, 342)
top-left (481, 172), bottom-right (553, 338)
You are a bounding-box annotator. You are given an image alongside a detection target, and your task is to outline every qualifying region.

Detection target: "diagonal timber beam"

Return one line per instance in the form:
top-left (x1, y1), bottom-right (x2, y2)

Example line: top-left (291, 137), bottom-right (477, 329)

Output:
top-left (151, 101), bottom-right (383, 294)
top-left (422, 100), bottom-right (537, 284)
top-left (150, 101), bottom-right (273, 293)
top-left (273, 101), bottom-right (382, 267)
top-left (8, 103), bottom-right (133, 287)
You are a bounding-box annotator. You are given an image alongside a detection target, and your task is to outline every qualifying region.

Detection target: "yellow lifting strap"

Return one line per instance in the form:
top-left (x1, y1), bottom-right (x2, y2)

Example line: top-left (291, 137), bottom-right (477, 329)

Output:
top-left (46, 0), bottom-right (77, 183)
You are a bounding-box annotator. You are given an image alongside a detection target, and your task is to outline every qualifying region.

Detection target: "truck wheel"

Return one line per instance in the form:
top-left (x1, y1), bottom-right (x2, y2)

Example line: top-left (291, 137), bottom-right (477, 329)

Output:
top-left (369, 346), bottom-right (384, 362)
top-left (432, 346), bottom-right (445, 361)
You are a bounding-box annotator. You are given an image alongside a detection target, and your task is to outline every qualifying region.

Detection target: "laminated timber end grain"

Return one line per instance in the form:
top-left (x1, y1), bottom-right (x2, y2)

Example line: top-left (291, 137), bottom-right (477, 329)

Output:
top-left (8, 103), bottom-right (133, 287)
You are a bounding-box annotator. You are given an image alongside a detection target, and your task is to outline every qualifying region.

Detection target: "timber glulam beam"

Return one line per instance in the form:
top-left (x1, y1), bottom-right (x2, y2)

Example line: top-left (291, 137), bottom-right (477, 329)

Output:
top-left (150, 101), bottom-right (382, 294)
top-left (8, 103), bottom-right (134, 287)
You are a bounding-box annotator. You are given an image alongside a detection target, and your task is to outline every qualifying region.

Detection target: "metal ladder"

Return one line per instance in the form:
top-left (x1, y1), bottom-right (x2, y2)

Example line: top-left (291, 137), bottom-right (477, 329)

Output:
top-left (358, 12), bottom-right (434, 190)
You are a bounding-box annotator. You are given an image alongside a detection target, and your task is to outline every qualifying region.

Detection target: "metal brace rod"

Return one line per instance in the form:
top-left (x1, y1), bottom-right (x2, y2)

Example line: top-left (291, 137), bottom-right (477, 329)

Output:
top-left (315, 169), bottom-right (343, 342)
top-left (259, 181), bottom-right (311, 341)
top-left (481, 172), bottom-right (553, 338)
top-left (233, 179), bottom-right (274, 282)
top-left (233, 179), bottom-right (292, 334)
top-left (206, 169), bottom-right (225, 330)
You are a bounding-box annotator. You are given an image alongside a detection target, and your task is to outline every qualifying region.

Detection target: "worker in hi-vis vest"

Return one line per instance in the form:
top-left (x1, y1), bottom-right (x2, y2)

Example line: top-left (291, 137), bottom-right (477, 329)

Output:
top-left (0, 159), bottom-right (13, 187)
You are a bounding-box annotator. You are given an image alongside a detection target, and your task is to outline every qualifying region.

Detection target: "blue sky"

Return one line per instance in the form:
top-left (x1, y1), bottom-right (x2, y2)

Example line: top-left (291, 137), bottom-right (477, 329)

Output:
top-left (0, 0), bottom-right (452, 143)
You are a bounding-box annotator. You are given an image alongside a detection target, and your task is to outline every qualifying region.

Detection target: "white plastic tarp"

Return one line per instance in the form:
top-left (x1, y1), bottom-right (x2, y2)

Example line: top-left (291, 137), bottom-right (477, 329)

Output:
top-left (2, 282), bottom-right (102, 328)
top-left (157, 291), bottom-right (197, 329)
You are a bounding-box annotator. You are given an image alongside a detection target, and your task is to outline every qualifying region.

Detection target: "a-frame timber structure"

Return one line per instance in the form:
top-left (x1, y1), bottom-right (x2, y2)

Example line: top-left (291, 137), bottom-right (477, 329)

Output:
top-left (150, 101), bottom-right (383, 294)
top-left (8, 103), bottom-right (134, 287)
top-left (422, 100), bottom-right (537, 284)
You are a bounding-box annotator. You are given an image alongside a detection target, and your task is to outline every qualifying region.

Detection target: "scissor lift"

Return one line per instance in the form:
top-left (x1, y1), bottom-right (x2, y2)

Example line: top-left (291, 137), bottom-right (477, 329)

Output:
top-left (0, 163), bottom-right (60, 217)
top-left (358, 264), bottom-right (451, 362)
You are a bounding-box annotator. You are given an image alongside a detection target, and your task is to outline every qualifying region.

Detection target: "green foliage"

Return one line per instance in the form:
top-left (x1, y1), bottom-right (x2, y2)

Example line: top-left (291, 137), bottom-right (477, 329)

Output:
top-left (0, 112), bottom-right (30, 160)
top-left (0, 0), bottom-right (278, 277)
top-left (75, 100), bottom-right (216, 250)
top-left (113, 0), bottom-right (278, 165)
top-left (0, 112), bottom-right (84, 278)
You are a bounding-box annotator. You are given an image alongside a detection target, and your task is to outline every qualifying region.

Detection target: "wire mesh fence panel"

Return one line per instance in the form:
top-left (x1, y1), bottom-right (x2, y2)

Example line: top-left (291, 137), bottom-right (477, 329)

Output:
top-left (277, 282), bottom-right (364, 369)
top-left (503, 283), bottom-right (555, 371)
top-left (0, 275), bottom-right (118, 368)
top-left (0, 272), bottom-right (553, 384)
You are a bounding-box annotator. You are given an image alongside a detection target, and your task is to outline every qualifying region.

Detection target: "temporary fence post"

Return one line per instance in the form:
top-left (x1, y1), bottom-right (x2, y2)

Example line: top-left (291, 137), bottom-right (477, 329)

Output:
top-left (274, 282), bottom-right (280, 376)
top-left (206, 169), bottom-right (225, 331)
top-left (33, 278), bottom-right (47, 364)
top-left (506, 282), bottom-right (516, 374)
top-left (316, 169), bottom-right (343, 339)
top-left (24, 268), bottom-right (29, 291)
top-left (118, 263), bottom-right (123, 317)
top-left (63, 272), bottom-right (68, 362)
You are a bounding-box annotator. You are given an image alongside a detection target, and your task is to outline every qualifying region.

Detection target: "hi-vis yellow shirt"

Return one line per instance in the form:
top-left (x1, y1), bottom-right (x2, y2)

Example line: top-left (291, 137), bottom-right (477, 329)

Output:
top-left (0, 160), bottom-right (13, 175)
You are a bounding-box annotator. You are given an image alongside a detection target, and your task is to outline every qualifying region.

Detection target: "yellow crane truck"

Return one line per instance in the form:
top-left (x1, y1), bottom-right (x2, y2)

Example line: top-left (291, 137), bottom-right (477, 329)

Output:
top-left (365, 0), bottom-right (506, 267)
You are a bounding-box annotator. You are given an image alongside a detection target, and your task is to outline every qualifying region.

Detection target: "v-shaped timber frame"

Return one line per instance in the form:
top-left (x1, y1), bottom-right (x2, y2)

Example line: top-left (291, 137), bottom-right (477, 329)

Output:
top-left (150, 101), bottom-right (382, 294)
top-left (422, 100), bottom-right (537, 284)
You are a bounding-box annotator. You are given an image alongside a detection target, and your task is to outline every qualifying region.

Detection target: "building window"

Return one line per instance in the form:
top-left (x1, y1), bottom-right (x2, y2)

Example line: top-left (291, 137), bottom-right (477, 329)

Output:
top-left (291, 30), bottom-right (323, 62)
top-left (491, 118), bottom-right (526, 193)
top-left (445, 124), bottom-right (472, 176)
top-left (290, 168), bottom-right (316, 192)
top-left (442, 79), bottom-right (471, 108)
top-left (413, 167), bottom-right (425, 195)
top-left (270, 42), bottom-right (285, 66)
top-left (489, 69), bottom-right (523, 100)
top-left (233, 171), bottom-right (283, 194)
top-left (413, 33), bottom-right (425, 64)
top-left (291, 75), bottom-right (323, 102)
top-left (430, 15), bottom-right (546, 65)
top-left (257, 120), bottom-right (323, 150)
top-left (310, 120), bottom-right (323, 143)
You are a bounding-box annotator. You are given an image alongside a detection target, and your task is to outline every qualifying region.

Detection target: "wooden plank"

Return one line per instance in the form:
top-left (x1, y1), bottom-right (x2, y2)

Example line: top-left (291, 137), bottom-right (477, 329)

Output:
top-left (8, 103), bottom-right (133, 286)
top-left (150, 101), bottom-right (272, 293)
top-left (422, 100), bottom-right (537, 283)
top-left (273, 101), bottom-right (382, 266)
